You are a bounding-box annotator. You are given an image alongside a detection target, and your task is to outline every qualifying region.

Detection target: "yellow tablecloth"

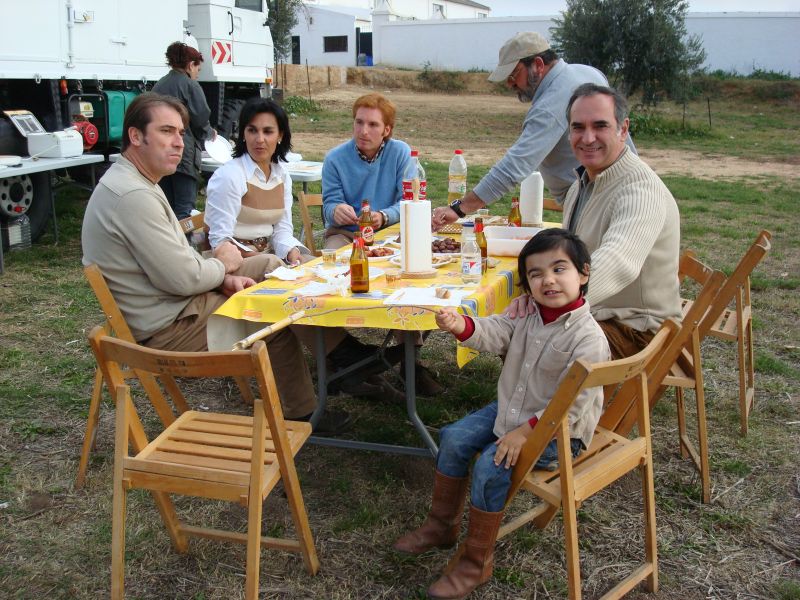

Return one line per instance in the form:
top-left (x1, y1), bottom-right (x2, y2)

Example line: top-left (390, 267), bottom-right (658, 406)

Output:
top-left (208, 223), bottom-right (560, 366)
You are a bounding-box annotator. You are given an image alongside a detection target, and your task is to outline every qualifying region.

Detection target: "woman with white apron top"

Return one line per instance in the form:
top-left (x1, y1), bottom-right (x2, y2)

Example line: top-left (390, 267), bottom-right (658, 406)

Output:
top-left (206, 98), bottom-right (405, 407)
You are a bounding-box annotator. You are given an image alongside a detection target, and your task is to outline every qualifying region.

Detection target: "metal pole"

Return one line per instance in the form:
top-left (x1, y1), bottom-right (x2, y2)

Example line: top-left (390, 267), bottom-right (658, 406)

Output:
top-left (305, 59), bottom-right (312, 102)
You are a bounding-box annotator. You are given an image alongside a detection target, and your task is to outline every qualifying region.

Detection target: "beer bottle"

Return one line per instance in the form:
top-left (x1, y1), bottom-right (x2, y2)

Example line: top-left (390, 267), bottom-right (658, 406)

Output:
top-left (474, 216), bottom-right (488, 274)
top-left (358, 199), bottom-right (374, 246)
top-left (350, 231), bottom-right (369, 293)
top-left (508, 197), bottom-right (522, 227)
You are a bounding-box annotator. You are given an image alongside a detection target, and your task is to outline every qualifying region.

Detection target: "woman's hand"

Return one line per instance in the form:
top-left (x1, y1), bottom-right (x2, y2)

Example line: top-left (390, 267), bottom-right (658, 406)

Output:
top-left (494, 422), bottom-right (533, 469)
top-left (286, 248), bottom-right (302, 266)
top-left (435, 307), bottom-right (465, 335)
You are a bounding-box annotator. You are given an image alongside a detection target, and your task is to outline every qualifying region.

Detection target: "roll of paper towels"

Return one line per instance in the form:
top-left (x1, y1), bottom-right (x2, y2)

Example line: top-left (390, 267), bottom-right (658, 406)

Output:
top-left (520, 171), bottom-right (543, 226)
top-left (400, 200), bottom-right (432, 272)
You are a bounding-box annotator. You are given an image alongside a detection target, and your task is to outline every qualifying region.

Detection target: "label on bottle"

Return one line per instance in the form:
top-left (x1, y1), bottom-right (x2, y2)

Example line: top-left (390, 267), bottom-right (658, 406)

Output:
top-left (360, 224), bottom-right (374, 244)
top-left (460, 255), bottom-right (481, 280)
top-left (448, 175), bottom-right (467, 196)
top-left (402, 178), bottom-right (427, 201)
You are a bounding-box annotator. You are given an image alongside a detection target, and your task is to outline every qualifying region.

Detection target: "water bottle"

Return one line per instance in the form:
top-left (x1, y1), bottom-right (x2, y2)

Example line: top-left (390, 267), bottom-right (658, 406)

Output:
top-left (402, 149), bottom-right (427, 201)
top-left (447, 149), bottom-right (468, 203)
top-left (6, 213), bottom-right (32, 251)
top-left (460, 222), bottom-right (481, 285)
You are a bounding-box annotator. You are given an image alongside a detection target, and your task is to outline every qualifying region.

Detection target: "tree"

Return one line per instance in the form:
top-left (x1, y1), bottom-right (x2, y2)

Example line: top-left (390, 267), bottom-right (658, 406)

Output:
top-left (551, 0), bottom-right (706, 104)
top-left (266, 0), bottom-right (305, 63)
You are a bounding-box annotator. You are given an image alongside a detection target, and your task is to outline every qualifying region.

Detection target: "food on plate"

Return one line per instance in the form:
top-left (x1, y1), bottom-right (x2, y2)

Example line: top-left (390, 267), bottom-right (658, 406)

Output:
top-left (366, 246), bottom-right (395, 258)
top-left (434, 287), bottom-right (451, 299)
top-left (432, 238), bottom-right (460, 253)
top-left (437, 223), bottom-right (462, 234)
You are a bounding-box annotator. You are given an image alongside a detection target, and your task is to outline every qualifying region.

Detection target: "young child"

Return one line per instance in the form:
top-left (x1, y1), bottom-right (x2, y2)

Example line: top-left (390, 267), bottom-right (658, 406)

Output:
top-left (393, 228), bottom-right (610, 600)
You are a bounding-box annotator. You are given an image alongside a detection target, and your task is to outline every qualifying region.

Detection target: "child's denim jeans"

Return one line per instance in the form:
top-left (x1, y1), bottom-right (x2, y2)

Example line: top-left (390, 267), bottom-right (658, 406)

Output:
top-left (436, 401), bottom-right (585, 512)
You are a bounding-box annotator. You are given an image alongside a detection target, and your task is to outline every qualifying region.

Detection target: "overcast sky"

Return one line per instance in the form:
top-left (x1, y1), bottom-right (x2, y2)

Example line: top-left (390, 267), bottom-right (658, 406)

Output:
top-left (481, 1), bottom-right (800, 16)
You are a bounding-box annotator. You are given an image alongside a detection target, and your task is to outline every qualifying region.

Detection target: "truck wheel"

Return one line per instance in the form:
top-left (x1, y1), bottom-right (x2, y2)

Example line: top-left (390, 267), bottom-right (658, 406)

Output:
top-left (0, 171), bottom-right (52, 249)
top-left (218, 99), bottom-right (246, 141)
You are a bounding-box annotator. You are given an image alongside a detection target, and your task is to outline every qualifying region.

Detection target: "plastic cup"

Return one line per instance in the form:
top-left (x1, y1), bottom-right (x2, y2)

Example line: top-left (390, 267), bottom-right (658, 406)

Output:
top-left (321, 248), bottom-right (336, 266)
top-left (476, 208), bottom-right (490, 217)
top-left (385, 268), bottom-right (401, 284)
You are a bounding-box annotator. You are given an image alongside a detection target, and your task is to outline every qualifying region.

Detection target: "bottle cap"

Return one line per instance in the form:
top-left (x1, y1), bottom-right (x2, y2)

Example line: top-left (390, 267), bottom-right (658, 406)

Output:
top-left (454, 149), bottom-right (462, 154)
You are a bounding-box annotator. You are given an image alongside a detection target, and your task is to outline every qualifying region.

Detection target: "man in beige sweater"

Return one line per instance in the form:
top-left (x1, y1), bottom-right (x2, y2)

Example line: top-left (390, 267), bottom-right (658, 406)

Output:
top-left (509, 83), bottom-right (681, 358)
top-left (82, 93), bottom-right (333, 425)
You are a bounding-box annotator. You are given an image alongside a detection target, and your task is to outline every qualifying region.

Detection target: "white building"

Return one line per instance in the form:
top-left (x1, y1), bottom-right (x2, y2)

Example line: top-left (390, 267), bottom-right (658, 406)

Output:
top-left (290, 0), bottom-right (490, 65)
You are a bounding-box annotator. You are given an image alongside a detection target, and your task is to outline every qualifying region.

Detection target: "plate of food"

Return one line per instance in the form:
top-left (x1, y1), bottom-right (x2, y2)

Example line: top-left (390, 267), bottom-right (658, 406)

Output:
top-left (432, 237), bottom-right (461, 254)
top-left (390, 254), bottom-right (455, 269)
top-left (340, 246), bottom-right (399, 262)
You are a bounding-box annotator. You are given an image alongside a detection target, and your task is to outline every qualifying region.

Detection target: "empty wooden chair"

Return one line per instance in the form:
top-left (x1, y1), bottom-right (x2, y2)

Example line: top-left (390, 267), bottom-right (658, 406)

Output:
top-left (496, 321), bottom-right (679, 599)
top-left (89, 327), bottom-right (319, 599)
top-left (678, 230), bottom-right (771, 436)
top-left (298, 191), bottom-right (324, 256)
top-left (178, 211), bottom-right (211, 255)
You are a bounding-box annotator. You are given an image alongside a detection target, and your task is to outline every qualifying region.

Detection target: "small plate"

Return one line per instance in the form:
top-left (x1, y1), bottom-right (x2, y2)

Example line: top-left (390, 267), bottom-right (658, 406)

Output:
top-left (204, 136), bottom-right (233, 164)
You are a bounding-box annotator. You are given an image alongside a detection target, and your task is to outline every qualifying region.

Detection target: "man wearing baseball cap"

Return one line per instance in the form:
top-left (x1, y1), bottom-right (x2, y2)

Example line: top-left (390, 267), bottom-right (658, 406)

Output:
top-left (433, 31), bottom-right (634, 228)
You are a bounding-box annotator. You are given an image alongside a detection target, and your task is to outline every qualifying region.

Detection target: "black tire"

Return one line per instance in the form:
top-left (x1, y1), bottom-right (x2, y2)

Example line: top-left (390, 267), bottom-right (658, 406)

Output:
top-left (217, 98), bottom-right (246, 141)
top-left (0, 171), bottom-right (51, 249)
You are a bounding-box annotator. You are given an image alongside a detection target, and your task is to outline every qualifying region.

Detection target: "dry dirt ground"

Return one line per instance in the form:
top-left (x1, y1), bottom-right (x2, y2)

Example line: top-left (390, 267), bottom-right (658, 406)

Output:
top-left (293, 86), bottom-right (798, 180)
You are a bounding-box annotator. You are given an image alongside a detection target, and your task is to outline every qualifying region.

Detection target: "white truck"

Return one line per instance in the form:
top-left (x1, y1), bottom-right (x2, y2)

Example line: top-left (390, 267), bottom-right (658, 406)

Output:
top-left (0, 0), bottom-right (275, 244)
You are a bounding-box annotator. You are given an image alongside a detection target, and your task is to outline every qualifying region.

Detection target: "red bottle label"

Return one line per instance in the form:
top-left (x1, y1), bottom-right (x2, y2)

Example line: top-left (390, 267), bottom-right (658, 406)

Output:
top-left (360, 224), bottom-right (374, 243)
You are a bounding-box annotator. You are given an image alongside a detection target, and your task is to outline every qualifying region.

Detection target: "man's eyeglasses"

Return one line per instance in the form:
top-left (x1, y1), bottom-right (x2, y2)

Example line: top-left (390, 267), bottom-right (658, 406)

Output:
top-left (507, 62), bottom-right (525, 83)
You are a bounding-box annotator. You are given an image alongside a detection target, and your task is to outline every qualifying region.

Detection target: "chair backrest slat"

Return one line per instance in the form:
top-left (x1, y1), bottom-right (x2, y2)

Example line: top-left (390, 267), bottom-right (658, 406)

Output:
top-left (84, 264), bottom-right (137, 343)
top-left (299, 192), bottom-right (324, 256)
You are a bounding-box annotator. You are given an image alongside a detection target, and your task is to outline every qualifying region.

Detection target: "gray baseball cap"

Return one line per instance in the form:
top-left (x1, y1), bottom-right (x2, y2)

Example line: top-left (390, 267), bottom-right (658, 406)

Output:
top-left (487, 32), bottom-right (551, 82)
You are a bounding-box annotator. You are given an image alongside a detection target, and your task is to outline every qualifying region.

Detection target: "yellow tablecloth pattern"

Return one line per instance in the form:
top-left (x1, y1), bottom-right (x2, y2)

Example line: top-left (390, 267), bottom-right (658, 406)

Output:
top-left (209, 223), bottom-right (560, 367)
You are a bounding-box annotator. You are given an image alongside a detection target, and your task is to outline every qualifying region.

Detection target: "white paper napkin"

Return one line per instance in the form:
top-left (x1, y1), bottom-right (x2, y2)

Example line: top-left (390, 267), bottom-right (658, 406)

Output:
top-left (266, 266), bottom-right (306, 281)
top-left (384, 287), bottom-right (471, 307)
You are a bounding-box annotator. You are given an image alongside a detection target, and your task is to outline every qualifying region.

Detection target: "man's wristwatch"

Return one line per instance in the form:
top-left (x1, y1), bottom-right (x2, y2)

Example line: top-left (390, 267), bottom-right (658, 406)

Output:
top-left (378, 210), bottom-right (389, 228)
top-left (448, 199), bottom-right (466, 218)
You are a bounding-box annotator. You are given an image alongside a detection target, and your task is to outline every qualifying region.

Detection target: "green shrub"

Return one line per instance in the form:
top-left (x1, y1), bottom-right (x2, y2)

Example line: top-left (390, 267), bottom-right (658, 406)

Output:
top-left (629, 112), bottom-right (709, 138)
top-left (283, 95), bottom-right (321, 115)
top-left (417, 61), bottom-right (465, 93)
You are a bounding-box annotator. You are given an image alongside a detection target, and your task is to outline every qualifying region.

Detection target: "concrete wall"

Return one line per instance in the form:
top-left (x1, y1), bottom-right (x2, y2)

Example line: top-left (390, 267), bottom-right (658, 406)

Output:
top-left (686, 12), bottom-right (800, 75)
top-left (372, 13), bottom-right (553, 71)
top-left (371, 11), bottom-right (800, 76)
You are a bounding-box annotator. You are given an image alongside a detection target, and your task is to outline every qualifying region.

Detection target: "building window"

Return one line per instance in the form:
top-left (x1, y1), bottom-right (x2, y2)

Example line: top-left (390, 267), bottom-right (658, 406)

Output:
top-left (324, 36), bottom-right (348, 53)
top-left (235, 0), bottom-right (262, 11)
top-left (478, 12), bottom-right (488, 18)
top-left (432, 3), bottom-right (445, 19)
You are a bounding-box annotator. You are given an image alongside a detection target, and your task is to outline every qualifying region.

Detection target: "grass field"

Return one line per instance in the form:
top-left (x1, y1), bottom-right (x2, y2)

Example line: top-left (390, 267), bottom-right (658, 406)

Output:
top-left (0, 80), bottom-right (798, 599)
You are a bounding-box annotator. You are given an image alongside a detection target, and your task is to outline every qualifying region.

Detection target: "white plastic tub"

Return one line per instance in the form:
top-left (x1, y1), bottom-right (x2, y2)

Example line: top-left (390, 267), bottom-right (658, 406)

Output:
top-left (484, 226), bottom-right (542, 257)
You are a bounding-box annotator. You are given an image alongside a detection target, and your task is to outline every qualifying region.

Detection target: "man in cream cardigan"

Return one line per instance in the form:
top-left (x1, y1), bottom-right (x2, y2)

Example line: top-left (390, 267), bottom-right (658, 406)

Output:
top-left (82, 92), bottom-right (348, 430)
top-left (509, 83), bottom-right (681, 358)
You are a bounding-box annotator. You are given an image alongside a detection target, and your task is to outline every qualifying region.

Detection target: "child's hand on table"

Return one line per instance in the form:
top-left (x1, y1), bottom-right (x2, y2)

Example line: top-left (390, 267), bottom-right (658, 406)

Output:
top-left (494, 421), bottom-right (534, 469)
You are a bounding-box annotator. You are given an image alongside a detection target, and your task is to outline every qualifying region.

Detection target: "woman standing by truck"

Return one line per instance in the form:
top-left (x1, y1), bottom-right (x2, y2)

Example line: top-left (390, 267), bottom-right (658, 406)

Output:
top-left (152, 41), bottom-right (216, 220)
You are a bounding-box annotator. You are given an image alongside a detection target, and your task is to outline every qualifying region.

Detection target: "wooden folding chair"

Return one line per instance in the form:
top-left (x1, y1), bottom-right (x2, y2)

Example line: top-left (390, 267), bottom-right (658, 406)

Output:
top-left (610, 262), bottom-right (725, 503)
top-left (76, 265), bottom-right (190, 488)
top-left (678, 230), bottom-right (771, 436)
top-left (298, 191), bottom-right (323, 256)
top-left (498, 321), bottom-right (679, 599)
top-left (178, 211), bottom-right (211, 255)
top-left (542, 197), bottom-right (563, 213)
top-left (77, 264), bottom-right (253, 489)
top-left (88, 327), bottom-right (319, 599)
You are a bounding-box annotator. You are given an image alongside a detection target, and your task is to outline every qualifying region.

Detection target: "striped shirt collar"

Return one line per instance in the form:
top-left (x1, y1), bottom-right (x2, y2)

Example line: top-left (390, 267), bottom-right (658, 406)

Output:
top-left (356, 140), bottom-right (386, 164)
